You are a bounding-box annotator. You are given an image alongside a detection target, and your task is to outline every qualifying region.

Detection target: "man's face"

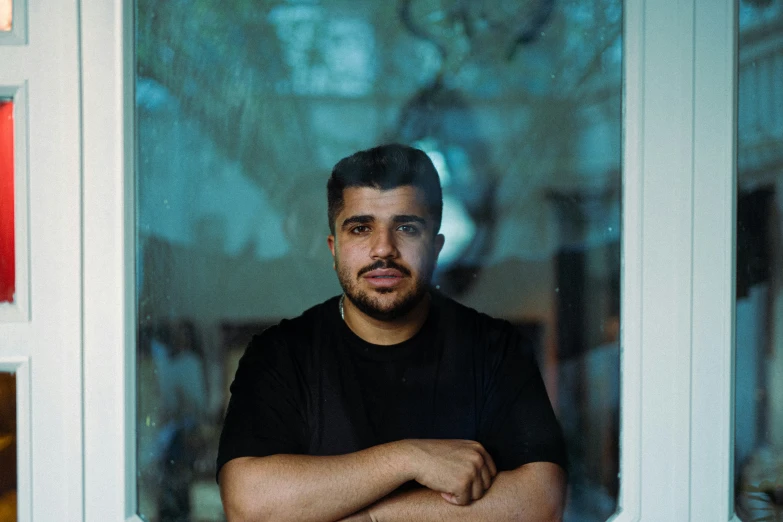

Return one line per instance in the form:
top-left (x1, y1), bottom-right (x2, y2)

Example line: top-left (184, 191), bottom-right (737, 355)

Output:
top-left (327, 185), bottom-right (444, 321)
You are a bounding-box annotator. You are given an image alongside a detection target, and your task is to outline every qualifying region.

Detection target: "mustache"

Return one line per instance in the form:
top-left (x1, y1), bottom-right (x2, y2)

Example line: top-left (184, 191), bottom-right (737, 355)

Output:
top-left (357, 259), bottom-right (412, 277)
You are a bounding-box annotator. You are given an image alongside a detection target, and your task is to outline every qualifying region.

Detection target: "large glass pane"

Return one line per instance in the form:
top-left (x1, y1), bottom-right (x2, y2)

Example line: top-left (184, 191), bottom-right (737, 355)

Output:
top-left (0, 372), bottom-right (17, 522)
top-left (735, 1), bottom-right (783, 520)
top-left (0, 100), bottom-right (13, 305)
top-left (135, 1), bottom-right (622, 520)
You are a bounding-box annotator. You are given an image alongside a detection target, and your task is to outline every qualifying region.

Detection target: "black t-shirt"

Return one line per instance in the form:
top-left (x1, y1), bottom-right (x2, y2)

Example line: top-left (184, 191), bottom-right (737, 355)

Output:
top-left (217, 293), bottom-right (567, 479)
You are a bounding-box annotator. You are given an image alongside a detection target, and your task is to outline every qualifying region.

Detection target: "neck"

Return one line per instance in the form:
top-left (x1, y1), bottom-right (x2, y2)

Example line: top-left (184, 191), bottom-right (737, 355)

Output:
top-left (342, 293), bottom-right (431, 346)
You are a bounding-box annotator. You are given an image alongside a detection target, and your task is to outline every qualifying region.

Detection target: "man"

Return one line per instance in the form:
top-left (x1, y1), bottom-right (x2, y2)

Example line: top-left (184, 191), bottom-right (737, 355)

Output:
top-left (217, 144), bottom-right (567, 521)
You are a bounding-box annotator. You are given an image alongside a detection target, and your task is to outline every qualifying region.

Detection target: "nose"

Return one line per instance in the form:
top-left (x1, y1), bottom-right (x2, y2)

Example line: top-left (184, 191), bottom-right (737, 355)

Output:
top-left (370, 228), bottom-right (398, 259)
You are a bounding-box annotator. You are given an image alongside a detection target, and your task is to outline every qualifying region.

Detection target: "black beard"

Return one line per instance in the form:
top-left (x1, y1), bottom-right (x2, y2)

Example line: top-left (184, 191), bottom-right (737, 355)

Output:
top-left (345, 282), bottom-right (428, 321)
top-left (337, 259), bottom-right (434, 322)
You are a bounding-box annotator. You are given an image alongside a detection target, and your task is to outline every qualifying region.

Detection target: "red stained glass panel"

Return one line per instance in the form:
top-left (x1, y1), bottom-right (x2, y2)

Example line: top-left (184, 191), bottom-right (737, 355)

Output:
top-left (0, 101), bottom-right (14, 304)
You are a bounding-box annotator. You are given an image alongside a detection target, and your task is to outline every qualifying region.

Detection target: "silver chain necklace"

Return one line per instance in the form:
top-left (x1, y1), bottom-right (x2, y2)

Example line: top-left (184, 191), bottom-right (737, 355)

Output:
top-left (339, 294), bottom-right (345, 321)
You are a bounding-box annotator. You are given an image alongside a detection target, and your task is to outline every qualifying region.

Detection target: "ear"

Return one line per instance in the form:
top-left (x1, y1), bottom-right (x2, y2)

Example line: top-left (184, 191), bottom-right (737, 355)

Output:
top-left (327, 235), bottom-right (336, 270)
top-left (433, 233), bottom-right (445, 259)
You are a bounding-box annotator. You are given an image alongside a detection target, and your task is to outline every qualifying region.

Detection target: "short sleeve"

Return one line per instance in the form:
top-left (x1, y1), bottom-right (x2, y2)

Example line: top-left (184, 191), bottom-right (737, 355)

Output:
top-left (216, 329), bottom-right (310, 481)
top-left (478, 324), bottom-right (568, 473)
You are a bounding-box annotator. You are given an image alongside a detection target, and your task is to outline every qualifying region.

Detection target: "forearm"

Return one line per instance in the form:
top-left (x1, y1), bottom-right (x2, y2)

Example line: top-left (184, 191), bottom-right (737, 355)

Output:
top-left (368, 463), bottom-right (566, 522)
top-left (219, 442), bottom-right (412, 522)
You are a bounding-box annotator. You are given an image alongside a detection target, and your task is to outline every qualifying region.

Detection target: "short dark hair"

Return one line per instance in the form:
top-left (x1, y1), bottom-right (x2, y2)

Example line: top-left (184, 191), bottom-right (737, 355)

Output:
top-left (327, 143), bottom-right (443, 235)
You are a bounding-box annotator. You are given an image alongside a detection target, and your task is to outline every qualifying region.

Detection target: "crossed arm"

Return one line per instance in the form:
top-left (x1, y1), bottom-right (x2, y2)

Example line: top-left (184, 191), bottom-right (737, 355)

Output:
top-left (219, 439), bottom-right (566, 522)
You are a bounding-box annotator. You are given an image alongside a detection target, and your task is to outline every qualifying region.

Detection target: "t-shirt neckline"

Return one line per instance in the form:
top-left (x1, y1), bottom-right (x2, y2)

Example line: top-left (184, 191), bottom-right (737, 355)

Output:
top-left (334, 295), bottom-right (437, 362)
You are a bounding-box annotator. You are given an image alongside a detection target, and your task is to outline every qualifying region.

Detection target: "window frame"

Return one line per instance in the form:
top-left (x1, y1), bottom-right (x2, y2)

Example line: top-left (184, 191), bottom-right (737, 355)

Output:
top-left (80, 0), bottom-right (740, 520)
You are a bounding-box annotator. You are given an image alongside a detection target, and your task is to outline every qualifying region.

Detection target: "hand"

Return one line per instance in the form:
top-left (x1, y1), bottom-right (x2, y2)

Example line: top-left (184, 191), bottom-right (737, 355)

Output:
top-left (401, 439), bottom-right (497, 506)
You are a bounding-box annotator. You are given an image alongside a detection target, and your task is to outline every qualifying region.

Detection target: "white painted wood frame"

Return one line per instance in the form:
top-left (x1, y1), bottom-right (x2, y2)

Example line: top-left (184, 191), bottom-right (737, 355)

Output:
top-left (81, 0), bottom-right (138, 519)
top-left (610, 0), bottom-right (738, 520)
top-left (80, 0), bottom-right (740, 520)
top-left (1, 0), bottom-right (85, 520)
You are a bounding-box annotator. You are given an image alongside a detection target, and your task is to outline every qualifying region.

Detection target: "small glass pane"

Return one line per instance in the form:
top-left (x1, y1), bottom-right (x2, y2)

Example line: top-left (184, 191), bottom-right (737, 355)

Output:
top-left (0, 372), bottom-right (17, 522)
top-left (0, 100), bottom-right (14, 305)
top-left (735, 1), bottom-right (783, 520)
top-left (0, 0), bottom-right (10, 32)
top-left (136, 1), bottom-right (622, 520)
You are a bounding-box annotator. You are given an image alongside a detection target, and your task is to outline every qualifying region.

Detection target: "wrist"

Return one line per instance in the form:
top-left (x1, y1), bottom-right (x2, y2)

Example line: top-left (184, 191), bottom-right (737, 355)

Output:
top-left (384, 440), bottom-right (417, 482)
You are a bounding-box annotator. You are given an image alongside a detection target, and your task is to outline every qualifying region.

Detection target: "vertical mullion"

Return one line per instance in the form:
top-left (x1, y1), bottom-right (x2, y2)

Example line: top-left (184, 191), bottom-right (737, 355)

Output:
top-left (81, 0), bottom-right (140, 519)
top-left (636, 0), bottom-right (696, 517)
top-left (621, 0), bottom-right (739, 519)
top-left (610, 0), bottom-right (644, 518)
top-left (689, 0), bottom-right (737, 519)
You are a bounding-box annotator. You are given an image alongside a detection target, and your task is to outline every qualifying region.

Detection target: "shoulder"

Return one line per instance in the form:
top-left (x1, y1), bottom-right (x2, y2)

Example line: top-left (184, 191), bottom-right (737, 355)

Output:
top-left (251, 296), bottom-right (339, 343)
top-left (431, 292), bottom-right (537, 381)
top-left (239, 296), bottom-right (341, 370)
top-left (432, 291), bottom-right (521, 342)
top-left (265, 296), bottom-right (340, 342)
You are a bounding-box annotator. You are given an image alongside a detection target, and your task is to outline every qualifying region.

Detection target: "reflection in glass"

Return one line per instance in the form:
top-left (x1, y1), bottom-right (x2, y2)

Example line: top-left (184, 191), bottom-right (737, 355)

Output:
top-left (0, 0), bottom-right (10, 32)
top-left (0, 372), bottom-right (17, 522)
top-left (0, 100), bottom-right (14, 305)
top-left (135, 1), bottom-right (622, 520)
top-left (735, 2), bottom-right (783, 520)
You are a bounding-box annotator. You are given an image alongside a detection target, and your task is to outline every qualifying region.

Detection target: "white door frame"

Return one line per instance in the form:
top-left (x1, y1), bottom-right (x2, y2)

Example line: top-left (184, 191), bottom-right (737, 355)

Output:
top-left (81, 0), bottom-right (137, 519)
top-left (612, 0), bottom-right (738, 520)
top-left (80, 0), bottom-right (740, 520)
top-left (1, 0), bottom-right (85, 520)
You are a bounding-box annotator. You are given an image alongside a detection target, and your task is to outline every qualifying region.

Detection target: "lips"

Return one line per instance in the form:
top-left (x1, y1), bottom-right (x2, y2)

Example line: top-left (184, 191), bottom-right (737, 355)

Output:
top-left (363, 268), bottom-right (405, 288)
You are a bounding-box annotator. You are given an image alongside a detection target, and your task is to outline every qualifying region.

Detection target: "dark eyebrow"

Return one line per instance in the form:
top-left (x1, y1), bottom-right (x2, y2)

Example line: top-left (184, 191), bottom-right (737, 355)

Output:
top-left (341, 215), bottom-right (374, 230)
top-left (393, 215), bottom-right (427, 226)
top-left (341, 214), bottom-right (428, 230)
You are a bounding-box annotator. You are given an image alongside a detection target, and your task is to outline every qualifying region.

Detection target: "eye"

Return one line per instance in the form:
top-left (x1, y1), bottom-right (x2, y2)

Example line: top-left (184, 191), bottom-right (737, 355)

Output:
top-left (397, 224), bottom-right (420, 235)
top-left (350, 225), bottom-right (370, 234)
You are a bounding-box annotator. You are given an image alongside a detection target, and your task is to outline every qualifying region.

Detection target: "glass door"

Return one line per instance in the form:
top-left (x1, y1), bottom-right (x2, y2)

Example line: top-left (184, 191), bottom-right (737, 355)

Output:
top-left (133, 2), bottom-right (622, 520)
top-left (79, 1), bottom-right (740, 520)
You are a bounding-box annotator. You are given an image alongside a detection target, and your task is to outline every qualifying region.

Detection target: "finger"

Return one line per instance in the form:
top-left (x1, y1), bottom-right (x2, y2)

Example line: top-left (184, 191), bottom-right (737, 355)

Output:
top-left (455, 491), bottom-right (471, 506)
top-left (471, 477), bottom-right (485, 502)
top-left (480, 465), bottom-right (492, 490)
top-left (477, 446), bottom-right (497, 477)
top-left (442, 491), bottom-right (470, 506)
top-left (441, 492), bottom-right (459, 504)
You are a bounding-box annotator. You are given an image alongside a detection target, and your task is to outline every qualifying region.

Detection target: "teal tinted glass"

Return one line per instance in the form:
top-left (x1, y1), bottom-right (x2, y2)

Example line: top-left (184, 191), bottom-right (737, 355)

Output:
top-left (135, 1), bottom-right (622, 520)
top-left (735, 2), bottom-right (783, 520)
